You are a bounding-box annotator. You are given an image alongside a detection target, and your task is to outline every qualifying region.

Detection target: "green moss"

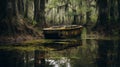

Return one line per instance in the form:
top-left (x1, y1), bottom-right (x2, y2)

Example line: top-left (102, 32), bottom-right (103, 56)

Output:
top-left (22, 39), bottom-right (55, 45)
top-left (0, 39), bottom-right (82, 52)
top-left (0, 44), bottom-right (55, 52)
top-left (0, 39), bottom-right (79, 52)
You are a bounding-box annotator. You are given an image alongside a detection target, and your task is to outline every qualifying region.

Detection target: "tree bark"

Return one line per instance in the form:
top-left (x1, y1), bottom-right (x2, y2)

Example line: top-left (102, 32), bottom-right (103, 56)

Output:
top-left (118, 0), bottom-right (120, 22)
top-left (72, 9), bottom-right (77, 24)
top-left (0, 0), bottom-right (39, 42)
top-left (34, 0), bottom-right (46, 28)
top-left (93, 0), bottom-right (109, 34)
top-left (25, 0), bottom-right (29, 18)
top-left (17, 0), bottom-right (24, 15)
top-left (0, 0), bottom-right (19, 36)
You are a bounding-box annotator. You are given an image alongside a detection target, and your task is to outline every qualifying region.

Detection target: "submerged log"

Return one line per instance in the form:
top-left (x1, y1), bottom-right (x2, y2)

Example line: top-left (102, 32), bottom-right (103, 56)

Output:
top-left (43, 25), bottom-right (83, 39)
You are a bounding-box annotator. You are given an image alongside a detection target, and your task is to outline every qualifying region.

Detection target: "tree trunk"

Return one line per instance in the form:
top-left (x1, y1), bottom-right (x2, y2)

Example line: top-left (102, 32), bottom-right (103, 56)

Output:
top-left (17, 0), bottom-right (24, 15)
top-left (25, 0), bottom-right (29, 18)
top-left (0, 0), bottom-right (19, 36)
top-left (72, 9), bottom-right (77, 24)
top-left (118, 0), bottom-right (120, 22)
top-left (34, 0), bottom-right (46, 28)
top-left (0, 0), bottom-right (39, 42)
top-left (93, 0), bottom-right (109, 34)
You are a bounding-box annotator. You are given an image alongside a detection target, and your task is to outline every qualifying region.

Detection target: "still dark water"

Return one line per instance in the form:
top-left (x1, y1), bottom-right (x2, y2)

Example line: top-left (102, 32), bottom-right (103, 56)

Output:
top-left (0, 39), bottom-right (120, 67)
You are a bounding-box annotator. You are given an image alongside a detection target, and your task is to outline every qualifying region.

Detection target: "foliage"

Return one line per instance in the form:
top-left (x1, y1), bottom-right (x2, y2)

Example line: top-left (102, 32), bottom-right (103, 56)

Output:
top-left (45, 0), bottom-right (97, 25)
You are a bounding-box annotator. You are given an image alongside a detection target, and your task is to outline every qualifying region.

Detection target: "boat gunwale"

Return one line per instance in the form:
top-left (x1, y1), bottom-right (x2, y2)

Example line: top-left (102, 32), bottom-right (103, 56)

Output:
top-left (43, 25), bottom-right (83, 31)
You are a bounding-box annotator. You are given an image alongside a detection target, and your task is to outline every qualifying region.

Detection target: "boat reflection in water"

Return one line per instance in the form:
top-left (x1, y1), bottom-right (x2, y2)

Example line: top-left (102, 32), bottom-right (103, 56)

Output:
top-left (0, 39), bottom-right (120, 67)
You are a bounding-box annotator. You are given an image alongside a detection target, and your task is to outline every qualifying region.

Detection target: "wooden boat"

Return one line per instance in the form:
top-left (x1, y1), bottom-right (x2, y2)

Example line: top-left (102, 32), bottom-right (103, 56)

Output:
top-left (43, 25), bottom-right (83, 39)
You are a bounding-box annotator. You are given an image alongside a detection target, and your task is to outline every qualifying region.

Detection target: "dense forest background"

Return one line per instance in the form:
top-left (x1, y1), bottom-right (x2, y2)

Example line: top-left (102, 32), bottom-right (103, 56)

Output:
top-left (0, 0), bottom-right (120, 42)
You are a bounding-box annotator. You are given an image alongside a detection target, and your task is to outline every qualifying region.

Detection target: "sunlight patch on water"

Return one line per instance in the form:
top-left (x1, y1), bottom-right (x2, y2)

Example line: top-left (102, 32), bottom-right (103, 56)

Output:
top-left (46, 57), bottom-right (71, 67)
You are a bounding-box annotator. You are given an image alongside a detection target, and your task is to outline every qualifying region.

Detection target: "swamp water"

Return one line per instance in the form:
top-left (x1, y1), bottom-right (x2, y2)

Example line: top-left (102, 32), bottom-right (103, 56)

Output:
top-left (0, 39), bottom-right (120, 67)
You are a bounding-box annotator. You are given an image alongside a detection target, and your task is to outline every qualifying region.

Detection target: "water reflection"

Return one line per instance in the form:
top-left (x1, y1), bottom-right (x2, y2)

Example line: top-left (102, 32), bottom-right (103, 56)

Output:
top-left (46, 57), bottom-right (70, 67)
top-left (0, 50), bottom-right (34, 67)
top-left (35, 50), bottom-right (45, 67)
top-left (96, 40), bottom-right (120, 67)
top-left (0, 39), bottom-right (120, 67)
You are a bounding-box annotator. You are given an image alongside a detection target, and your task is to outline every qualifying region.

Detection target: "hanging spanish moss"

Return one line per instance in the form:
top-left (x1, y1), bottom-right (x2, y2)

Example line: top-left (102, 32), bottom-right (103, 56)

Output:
top-left (45, 0), bottom-right (97, 26)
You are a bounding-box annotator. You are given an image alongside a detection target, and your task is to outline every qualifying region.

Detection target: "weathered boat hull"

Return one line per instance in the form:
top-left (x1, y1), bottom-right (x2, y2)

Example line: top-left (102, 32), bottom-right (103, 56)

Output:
top-left (43, 25), bottom-right (83, 39)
